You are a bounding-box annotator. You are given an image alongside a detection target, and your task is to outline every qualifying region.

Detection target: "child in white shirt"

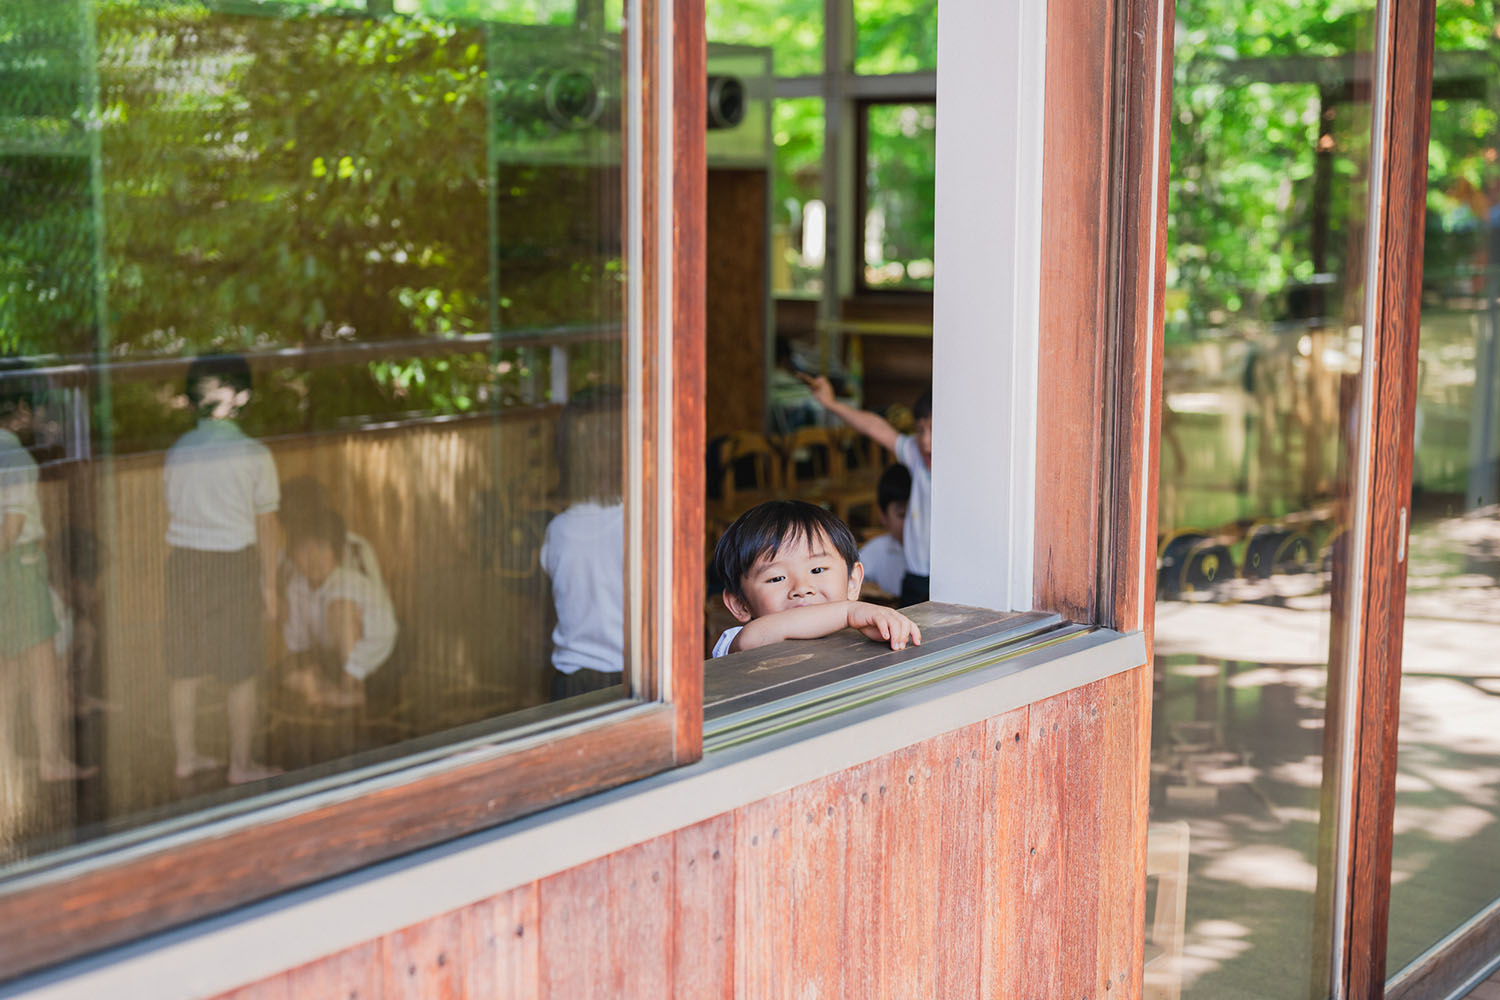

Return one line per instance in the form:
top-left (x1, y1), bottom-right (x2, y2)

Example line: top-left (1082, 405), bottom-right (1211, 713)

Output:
top-left (857, 463), bottom-right (911, 598)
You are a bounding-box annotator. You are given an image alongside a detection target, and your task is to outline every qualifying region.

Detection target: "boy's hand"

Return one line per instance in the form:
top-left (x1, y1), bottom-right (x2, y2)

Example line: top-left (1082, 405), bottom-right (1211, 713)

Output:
top-left (846, 602), bottom-right (922, 651)
top-left (802, 374), bottom-right (837, 409)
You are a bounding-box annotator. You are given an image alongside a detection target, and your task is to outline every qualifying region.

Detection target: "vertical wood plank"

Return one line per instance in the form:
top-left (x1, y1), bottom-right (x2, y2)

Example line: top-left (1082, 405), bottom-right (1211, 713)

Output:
top-left (934, 723), bottom-right (987, 1000)
top-left (464, 883), bottom-right (539, 1000)
top-left (283, 942), bottom-right (381, 1000)
top-left (788, 773), bottom-right (848, 1000)
top-left (982, 707), bottom-right (1031, 999)
top-left (1095, 668), bottom-right (1147, 999)
top-left (843, 755), bottom-right (892, 1000)
top-left (540, 857), bottom-right (613, 999)
top-left (608, 838), bottom-right (675, 1000)
top-left (735, 788), bottom-right (795, 1000)
top-left (881, 741), bottom-right (940, 999)
top-left (1020, 692), bottom-right (1069, 998)
top-left (673, 814), bottom-right (735, 999)
top-left (1062, 680), bottom-right (1106, 1000)
top-left (381, 911), bottom-right (465, 1000)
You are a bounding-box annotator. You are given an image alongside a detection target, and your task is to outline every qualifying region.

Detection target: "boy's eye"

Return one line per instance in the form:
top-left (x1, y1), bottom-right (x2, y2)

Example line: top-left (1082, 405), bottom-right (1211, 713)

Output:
top-left (765, 574), bottom-right (785, 584)
top-left (810, 566), bottom-right (825, 574)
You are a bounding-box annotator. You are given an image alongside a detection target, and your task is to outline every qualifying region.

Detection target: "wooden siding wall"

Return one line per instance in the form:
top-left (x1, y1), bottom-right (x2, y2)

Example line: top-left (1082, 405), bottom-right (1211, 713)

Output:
top-left (212, 665), bottom-right (1148, 1000)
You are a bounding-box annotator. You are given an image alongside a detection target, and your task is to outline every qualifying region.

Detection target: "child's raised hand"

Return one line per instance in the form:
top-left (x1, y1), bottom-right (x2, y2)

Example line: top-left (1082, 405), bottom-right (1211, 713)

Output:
top-left (801, 374), bottom-right (837, 409)
top-left (846, 602), bottom-right (922, 651)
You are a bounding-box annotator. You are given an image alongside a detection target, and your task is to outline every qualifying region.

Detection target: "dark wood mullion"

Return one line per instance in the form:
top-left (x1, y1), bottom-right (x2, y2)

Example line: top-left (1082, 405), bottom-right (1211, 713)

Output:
top-left (669, 0), bottom-right (706, 762)
top-left (1341, 0), bottom-right (1437, 995)
top-left (1033, 0), bottom-right (1113, 622)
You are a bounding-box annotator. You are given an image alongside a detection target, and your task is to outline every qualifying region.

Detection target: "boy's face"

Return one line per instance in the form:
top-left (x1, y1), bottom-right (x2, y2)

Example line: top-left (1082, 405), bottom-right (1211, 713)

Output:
top-left (879, 499), bottom-right (907, 542)
top-left (290, 538), bottom-right (338, 588)
top-left (194, 376), bottom-right (251, 420)
top-left (915, 416), bottom-right (932, 466)
top-left (723, 528), bottom-right (864, 624)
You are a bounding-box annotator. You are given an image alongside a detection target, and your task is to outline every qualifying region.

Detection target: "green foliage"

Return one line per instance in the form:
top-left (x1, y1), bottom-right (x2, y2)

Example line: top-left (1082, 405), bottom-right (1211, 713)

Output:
top-left (853, 0), bottom-right (935, 74)
top-left (2, 0), bottom-right (626, 448)
top-left (706, 0), bottom-right (820, 76)
top-left (863, 102), bottom-right (934, 290)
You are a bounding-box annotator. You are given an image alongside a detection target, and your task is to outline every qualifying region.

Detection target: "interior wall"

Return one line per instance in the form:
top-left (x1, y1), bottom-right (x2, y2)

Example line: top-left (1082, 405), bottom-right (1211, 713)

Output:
top-left (705, 169), bottom-right (769, 441)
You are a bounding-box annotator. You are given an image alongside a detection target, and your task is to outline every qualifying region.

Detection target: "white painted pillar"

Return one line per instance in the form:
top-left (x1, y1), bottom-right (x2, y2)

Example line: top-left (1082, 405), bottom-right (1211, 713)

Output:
top-left (929, 0), bottom-right (1047, 611)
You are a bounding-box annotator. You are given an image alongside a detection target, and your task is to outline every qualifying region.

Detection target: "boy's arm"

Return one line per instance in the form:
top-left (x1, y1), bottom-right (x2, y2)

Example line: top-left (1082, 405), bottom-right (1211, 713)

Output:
top-left (804, 376), bottom-right (901, 452)
top-left (256, 511), bottom-right (281, 621)
top-left (731, 601), bottom-right (921, 653)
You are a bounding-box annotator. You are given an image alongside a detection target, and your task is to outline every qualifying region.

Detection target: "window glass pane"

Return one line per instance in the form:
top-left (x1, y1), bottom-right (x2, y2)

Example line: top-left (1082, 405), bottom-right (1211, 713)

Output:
top-left (705, 0), bottom-right (821, 78)
top-left (862, 102), bottom-right (934, 291)
top-left (1, 0), bottom-right (633, 870)
top-left (772, 97), bottom-right (824, 297)
top-left (854, 0), bottom-right (935, 74)
top-left (1151, 1), bottom-right (1379, 997)
top-left (1386, 2), bottom-right (1500, 976)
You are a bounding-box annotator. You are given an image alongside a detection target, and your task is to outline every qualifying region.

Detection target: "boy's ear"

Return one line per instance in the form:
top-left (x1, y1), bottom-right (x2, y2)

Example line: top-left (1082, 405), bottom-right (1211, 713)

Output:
top-left (722, 589), bottom-right (754, 624)
top-left (846, 561), bottom-right (865, 600)
top-left (231, 388), bottom-right (252, 411)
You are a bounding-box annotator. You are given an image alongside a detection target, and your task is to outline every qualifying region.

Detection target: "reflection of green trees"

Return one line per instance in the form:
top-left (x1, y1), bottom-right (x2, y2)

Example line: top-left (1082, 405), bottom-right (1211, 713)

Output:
top-left (2, 1), bottom-right (624, 448)
top-left (864, 102), bottom-right (934, 290)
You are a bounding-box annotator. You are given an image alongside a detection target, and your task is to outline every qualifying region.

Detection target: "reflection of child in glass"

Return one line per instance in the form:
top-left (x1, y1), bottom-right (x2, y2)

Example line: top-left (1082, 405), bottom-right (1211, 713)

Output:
top-left (282, 506), bottom-right (397, 709)
top-left (858, 463), bottom-right (911, 598)
top-left (710, 500), bottom-right (921, 658)
top-left (162, 354), bottom-right (281, 785)
top-left (0, 370), bottom-right (95, 781)
top-left (541, 401), bottom-right (624, 700)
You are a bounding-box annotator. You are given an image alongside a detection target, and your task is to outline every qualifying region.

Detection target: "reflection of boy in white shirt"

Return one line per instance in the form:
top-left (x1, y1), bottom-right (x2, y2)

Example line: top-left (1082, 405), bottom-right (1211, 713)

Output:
top-left (283, 507), bottom-right (397, 709)
top-left (858, 463), bottom-right (911, 598)
top-left (540, 501), bottom-right (624, 690)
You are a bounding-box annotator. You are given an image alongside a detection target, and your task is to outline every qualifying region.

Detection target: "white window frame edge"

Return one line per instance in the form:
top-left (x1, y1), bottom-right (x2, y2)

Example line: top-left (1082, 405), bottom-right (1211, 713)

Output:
top-left (929, 0), bottom-right (1045, 612)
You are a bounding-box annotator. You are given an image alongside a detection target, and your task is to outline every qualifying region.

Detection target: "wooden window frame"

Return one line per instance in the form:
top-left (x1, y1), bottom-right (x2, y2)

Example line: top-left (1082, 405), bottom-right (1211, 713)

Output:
top-left (0, 0), bottom-right (705, 981)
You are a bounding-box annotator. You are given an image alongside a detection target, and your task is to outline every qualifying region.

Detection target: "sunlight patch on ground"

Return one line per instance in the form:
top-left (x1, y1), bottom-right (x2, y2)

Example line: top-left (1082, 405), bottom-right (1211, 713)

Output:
top-left (1201, 844), bottom-right (1318, 891)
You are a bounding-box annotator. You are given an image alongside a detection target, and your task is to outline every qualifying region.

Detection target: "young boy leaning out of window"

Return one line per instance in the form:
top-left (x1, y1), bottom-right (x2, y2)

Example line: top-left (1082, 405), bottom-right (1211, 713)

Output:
top-left (711, 500), bottom-right (921, 658)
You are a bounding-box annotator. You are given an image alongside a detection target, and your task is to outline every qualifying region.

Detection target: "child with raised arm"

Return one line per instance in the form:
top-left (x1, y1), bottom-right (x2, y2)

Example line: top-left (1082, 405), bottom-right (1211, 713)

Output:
top-left (162, 354), bottom-right (281, 785)
top-left (806, 377), bottom-right (932, 605)
top-left (711, 500), bottom-right (921, 658)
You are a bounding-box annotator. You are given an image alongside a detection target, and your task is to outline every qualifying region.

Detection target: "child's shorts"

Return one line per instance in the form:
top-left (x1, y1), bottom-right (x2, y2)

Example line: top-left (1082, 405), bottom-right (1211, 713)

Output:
top-left (0, 542), bottom-right (60, 659)
top-left (163, 546), bottom-right (264, 684)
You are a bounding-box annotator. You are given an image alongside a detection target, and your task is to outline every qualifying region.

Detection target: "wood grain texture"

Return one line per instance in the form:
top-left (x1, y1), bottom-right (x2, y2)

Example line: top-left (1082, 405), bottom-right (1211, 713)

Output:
top-left (463, 884), bottom-right (538, 1000)
top-left (842, 754), bottom-right (891, 1000)
top-left (538, 855), bottom-right (613, 999)
top-left (1097, 665), bottom-right (1149, 1000)
top-left (788, 773), bottom-right (847, 999)
top-left (705, 170), bottom-right (768, 441)
top-left (1034, 0), bottom-right (1115, 621)
top-left (982, 707), bottom-right (1031, 1000)
top-left (608, 838), bottom-right (676, 1000)
top-left (734, 787), bottom-right (795, 1000)
top-left (881, 740), bottom-right (940, 999)
top-left (1343, 0), bottom-right (1437, 992)
top-left (381, 912), bottom-right (465, 1000)
top-left (1062, 682), bottom-right (1105, 1000)
top-left (933, 724), bottom-right (986, 1000)
top-left (284, 942), bottom-right (382, 1000)
top-left (1020, 691), bottom-right (1070, 997)
top-left (672, 815), bottom-right (735, 999)
top-left (670, 0), bottom-right (707, 763)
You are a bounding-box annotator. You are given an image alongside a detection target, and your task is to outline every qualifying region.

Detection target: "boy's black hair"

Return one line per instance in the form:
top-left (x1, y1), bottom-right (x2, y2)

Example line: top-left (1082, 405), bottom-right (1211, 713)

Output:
top-left (287, 505), bottom-right (347, 563)
top-left (713, 500), bottom-right (860, 600)
top-left (185, 353), bottom-right (253, 408)
top-left (876, 463), bottom-right (912, 513)
top-left (0, 358), bottom-right (43, 422)
top-left (912, 388), bottom-right (932, 423)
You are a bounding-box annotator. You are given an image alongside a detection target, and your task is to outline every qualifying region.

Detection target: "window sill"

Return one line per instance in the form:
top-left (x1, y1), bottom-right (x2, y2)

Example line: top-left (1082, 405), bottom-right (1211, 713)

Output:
top-left (1, 614), bottom-right (1145, 1000)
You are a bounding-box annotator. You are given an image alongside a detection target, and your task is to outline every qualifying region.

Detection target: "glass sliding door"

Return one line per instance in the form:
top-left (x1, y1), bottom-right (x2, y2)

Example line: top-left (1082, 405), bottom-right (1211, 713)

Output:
top-left (1151, 1), bottom-right (1382, 996)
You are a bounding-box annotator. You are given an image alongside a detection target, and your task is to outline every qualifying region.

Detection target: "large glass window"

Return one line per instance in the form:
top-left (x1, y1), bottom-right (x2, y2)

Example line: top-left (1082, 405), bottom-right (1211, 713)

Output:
top-left (853, 0), bottom-right (935, 74)
top-left (0, 0), bottom-right (673, 949)
top-left (1150, 2), bottom-right (1379, 997)
top-left (860, 101), bottom-right (935, 292)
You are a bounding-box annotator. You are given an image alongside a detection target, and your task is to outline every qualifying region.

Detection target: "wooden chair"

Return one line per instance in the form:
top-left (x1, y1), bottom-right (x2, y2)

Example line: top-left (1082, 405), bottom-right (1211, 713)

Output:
top-left (716, 431), bottom-right (783, 509)
top-left (1144, 820), bottom-right (1191, 1000)
top-left (779, 426), bottom-right (845, 490)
